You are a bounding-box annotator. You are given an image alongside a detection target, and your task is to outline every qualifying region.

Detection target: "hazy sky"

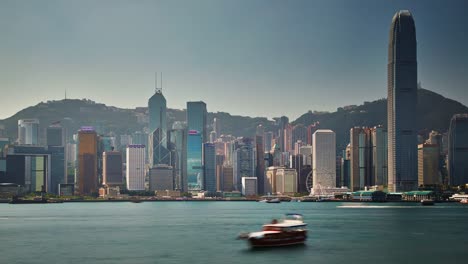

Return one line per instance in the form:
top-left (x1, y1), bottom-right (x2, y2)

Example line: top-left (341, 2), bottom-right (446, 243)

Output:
top-left (1, 0), bottom-right (467, 120)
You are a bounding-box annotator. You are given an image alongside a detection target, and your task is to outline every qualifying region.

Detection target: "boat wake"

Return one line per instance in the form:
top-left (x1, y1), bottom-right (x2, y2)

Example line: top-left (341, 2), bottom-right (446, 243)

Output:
top-left (337, 205), bottom-right (423, 209)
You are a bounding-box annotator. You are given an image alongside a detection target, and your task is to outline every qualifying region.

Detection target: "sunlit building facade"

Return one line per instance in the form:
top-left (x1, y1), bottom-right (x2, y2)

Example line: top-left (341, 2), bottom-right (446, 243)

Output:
top-left (312, 130), bottom-right (336, 191)
top-left (77, 127), bottom-right (98, 195)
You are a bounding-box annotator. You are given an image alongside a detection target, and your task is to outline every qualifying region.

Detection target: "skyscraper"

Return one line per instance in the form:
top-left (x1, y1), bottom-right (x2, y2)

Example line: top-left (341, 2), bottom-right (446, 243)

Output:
top-left (148, 80), bottom-right (168, 166)
top-left (149, 164), bottom-right (174, 192)
top-left (102, 151), bottom-right (123, 186)
top-left (47, 123), bottom-right (64, 146)
top-left (292, 124), bottom-right (307, 150)
top-left (418, 143), bottom-right (440, 186)
top-left (168, 122), bottom-right (187, 192)
top-left (372, 126), bottom-right (388, 186)
top-left (77, 127), bottom-right (98, 195)
top-left (186, 102), bottom-right (207, 192)
top-left (307, 123), bottom-right (319, 145)
top-left (264, 131), bottom-right (273, 153)
top-left (222, 165), bottom-right (234, 192)
top-left (350, 127), bottom-right (373, 191)
top-left (448, 114), bottom-right (468, 186)
top-left (299, 145), bottom-right (313, 166)
top-left (126, 144), bottom-right (146, 191)
top-left (275, 168), bottom-right (298, 195)
top-left (387, 10), bottom-right (418, 192)
top-left (149, 128), bottom-right (170, 166)
top-left (312, 130), bottom-right (336, 191)
top-left (187, 101), bottom-right (207, 143)
top-left (276, 116), bottom-right (289, 151)
top-left (213, 117), bottom-right (220, 137)
top-left (255, 125), bottom-right (265, 194)
top-left (283, 124), bottom-right (293, 153)
top-left (18, 119), bottom-right (39, 145)
top-left (187, 130), bottom-right (203, 191)
top-left (233, 138), bottom-right (255, 191)
top-left (203, 143), bottom-right (216, 194)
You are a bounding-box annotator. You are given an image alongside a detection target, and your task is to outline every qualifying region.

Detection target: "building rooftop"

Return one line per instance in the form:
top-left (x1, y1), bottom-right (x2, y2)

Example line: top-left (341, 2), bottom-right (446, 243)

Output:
top-left (404, 191), bottom-right (434, 196)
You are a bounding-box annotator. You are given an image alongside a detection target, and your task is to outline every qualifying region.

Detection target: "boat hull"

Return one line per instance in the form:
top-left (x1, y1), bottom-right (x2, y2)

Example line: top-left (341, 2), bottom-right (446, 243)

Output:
top-left (421, 200), bottom-right (434, 206)
top-left (248, 231), bottom-right (307, 248)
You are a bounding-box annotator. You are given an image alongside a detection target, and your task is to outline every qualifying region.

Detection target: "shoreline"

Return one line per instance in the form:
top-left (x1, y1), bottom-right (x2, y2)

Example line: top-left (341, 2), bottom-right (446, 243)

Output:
top-left (0, 198), bottom-right (460, 204)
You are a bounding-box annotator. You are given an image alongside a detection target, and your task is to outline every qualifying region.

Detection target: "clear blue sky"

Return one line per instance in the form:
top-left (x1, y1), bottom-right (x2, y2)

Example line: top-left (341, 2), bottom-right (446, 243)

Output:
top-left (1, 0), bottom-right (467, 120)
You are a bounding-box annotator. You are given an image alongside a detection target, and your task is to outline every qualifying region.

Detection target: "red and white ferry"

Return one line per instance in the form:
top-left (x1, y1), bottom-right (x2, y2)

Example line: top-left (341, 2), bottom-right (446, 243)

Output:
top-left (238, 214), bottom-right (307, 247)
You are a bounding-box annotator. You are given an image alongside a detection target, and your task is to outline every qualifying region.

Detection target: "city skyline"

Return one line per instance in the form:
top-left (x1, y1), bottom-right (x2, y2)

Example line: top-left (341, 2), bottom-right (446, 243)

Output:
top-left (1, 0), bottom-right (467, 120)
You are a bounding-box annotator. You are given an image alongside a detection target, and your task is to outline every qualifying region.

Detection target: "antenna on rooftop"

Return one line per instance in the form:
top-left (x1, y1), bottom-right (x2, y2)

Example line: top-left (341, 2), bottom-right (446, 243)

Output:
top-left (155, 72), bottom-right (162, 94)
top-left (155, 72), bottom-right (158, 94)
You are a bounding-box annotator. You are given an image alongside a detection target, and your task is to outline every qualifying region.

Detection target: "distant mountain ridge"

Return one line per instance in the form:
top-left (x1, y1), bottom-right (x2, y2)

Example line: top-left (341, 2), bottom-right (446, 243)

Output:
top-left (1, 88), bottom-right (467, 152)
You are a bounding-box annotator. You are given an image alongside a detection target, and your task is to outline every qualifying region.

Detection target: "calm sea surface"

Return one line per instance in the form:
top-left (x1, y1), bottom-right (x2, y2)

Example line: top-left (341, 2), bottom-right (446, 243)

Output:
top-left (1, 201), bottom-right (467, 264)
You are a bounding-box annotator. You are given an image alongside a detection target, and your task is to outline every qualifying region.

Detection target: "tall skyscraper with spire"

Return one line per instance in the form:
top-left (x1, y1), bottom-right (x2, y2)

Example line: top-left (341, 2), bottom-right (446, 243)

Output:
top-left (148, 73), bottom-right (169, 166)
top-left (387, 10), bottom-right (418, 192)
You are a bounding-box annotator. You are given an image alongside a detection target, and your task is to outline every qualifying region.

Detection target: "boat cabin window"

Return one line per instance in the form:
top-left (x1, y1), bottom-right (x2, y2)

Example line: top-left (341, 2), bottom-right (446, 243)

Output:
top-left (263, 226), bottom-right (281, 231)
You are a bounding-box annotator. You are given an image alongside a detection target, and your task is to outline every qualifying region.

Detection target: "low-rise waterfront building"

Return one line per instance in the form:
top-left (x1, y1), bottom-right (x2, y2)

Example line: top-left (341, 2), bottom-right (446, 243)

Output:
top-left (351, 190), bottom-right (387, 202)
top-left (241, 177), bottom-right (257, 196)
top-left (58, 183), bottom-right (74, 196)
top-left (402, 191), bottom-right (435, 201)
top-left (149, 165), bottom-right (174, 192)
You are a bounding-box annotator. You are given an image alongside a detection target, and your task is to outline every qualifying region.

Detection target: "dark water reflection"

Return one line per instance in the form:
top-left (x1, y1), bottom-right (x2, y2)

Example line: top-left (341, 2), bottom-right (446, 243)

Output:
top-left (1, 202), bottom-right (466, 264)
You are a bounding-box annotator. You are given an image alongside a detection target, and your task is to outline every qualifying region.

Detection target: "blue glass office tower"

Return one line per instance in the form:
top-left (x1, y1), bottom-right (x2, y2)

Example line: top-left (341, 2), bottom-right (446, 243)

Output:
top-left (203, 143), bottom-right (216, 194)
top-left (387, 10), bottom-right (418, 192)
top-left (187, 102), bottom-right (207, 191)
top-left (187, 102), bottom-right (207, 143)
top-left (187, 130), bottom-right (203, 191)
top-left (148, 89), bottom-right (169, 166)
top-left (448, 114), bottom-right (468, 186)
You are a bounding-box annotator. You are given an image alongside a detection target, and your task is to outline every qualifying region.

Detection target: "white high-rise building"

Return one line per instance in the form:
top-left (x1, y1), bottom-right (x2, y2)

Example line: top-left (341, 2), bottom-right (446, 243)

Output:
top-left (18, 119), bottom-right (39, 145)
top-left (312, 130), bottom-right (336, 192)
top-left (126, 144), bottom-right (146, 191)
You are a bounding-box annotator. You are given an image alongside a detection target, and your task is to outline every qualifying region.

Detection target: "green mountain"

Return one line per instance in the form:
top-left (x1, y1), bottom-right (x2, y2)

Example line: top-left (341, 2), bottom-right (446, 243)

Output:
top-left (0, 88), bottom-right (466, 152)
top-left (0, 98), bottom-right (275, 144)
top-left (293, 88), bottom-right (468, 150)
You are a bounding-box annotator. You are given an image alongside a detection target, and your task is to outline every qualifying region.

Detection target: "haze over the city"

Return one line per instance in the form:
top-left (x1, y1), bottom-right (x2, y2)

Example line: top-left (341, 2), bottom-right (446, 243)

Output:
top-left (1, 0), bottom-right (467, 120)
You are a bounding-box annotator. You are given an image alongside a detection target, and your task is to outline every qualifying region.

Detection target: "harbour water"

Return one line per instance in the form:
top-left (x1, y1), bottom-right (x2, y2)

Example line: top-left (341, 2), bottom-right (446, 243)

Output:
top-left (1, 202), bottom-right (467, 264)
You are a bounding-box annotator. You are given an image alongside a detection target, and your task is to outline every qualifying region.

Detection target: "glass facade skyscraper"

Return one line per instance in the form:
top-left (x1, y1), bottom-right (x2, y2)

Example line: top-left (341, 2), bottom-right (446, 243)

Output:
top-left (233, 138), bottom-right (255, 191)
top-left (203, 143), bottom-right (216, 193)
top-left (47, 124), bottom-right (64, 146)
top-left (372, 126), bottom-right (388, 186)
top-left (350, 127), bottom-right (372, 191)
top-left (169, 122), bottom-right (187, 192)
top-left (187, 130), bottom-right (203, 191)
top-left (148, 89), bottom-right (168, 166)
top-left (448, 114), bottom-right (468, 186)
top-left (387, 10), bottom-right (418, 192)
top-left (186, 102), bottom-right (207, 191)
top-left (149, 128), bottom-right (170, 166)
top-left (187, 101), bottom-right (207, 143)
